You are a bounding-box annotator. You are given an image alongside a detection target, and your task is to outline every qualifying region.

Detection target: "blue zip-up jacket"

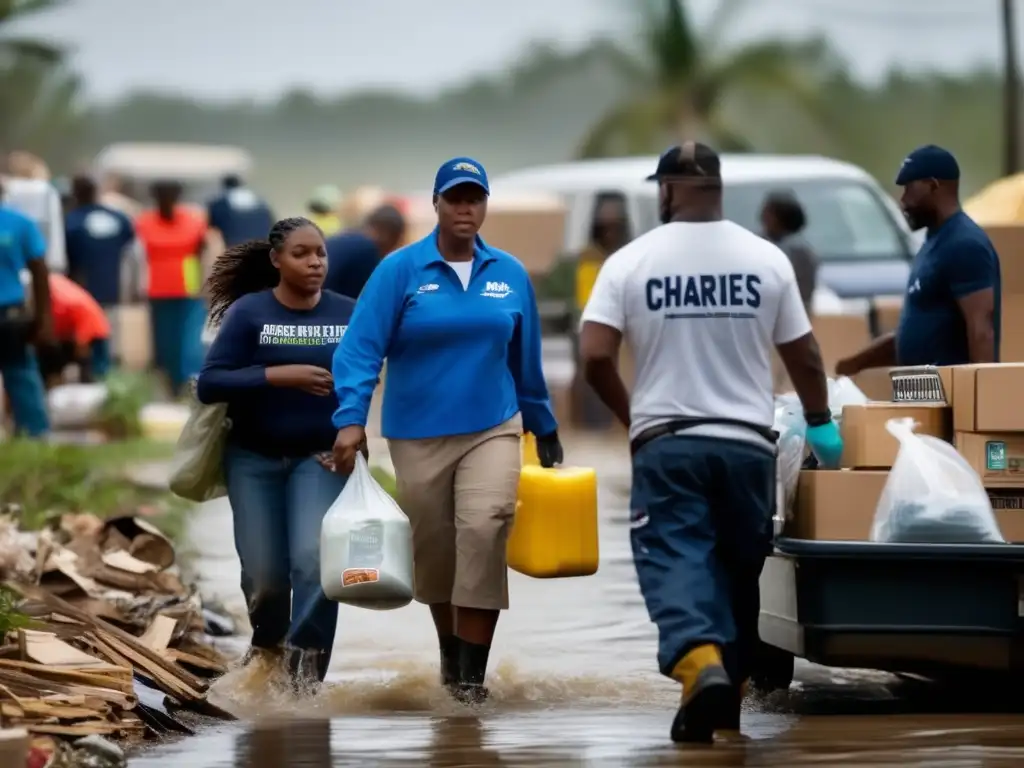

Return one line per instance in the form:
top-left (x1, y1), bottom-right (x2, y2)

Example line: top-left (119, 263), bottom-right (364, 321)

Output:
top-left (331, 229), bottom-right (557, 440)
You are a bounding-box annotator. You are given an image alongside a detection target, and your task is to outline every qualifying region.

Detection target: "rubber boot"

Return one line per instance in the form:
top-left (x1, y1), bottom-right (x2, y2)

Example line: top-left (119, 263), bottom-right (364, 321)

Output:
top-left (717, 679), bottom-right (749, 736)
top-left (668, 644), bottom-right (733, 744)
top-left (439, 635), bottom-right (461, 691)
top-left (454, 639), bottom-right (491, 705)
top-left (286, 647), bottom-right (328, 696)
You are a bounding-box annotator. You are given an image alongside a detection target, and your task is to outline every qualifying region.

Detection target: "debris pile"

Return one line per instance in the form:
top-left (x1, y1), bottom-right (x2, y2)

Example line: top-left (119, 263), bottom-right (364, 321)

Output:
top-left (0, 511), bottom-right (236, 760)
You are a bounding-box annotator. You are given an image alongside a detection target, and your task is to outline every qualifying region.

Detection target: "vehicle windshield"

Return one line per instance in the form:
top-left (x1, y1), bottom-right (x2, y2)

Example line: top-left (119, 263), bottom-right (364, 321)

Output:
top-left (638, 179), bottom-right (909, 261)
top-left (724, 179), bottom-right (908, 260)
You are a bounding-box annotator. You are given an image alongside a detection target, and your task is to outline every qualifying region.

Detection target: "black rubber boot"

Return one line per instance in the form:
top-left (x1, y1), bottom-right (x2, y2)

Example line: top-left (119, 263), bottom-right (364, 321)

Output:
top-left (669, 665), bottom-right (733, 744)
top-left (454, 639), bottom-right (491, 705)
top-left (286, 647), bottom-right (328, 696)
top-left (439, 635), bottom-right (461, 690)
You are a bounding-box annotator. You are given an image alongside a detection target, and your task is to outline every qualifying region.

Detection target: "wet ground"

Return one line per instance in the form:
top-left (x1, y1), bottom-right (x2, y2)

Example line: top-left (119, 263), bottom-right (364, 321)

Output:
top-left (129, 432), bottom-right (1024, 766)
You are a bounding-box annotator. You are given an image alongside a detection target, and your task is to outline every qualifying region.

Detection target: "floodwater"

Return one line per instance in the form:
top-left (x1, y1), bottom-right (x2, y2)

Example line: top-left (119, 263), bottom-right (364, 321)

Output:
top-left (130, 432), bottom-right (1024, 767)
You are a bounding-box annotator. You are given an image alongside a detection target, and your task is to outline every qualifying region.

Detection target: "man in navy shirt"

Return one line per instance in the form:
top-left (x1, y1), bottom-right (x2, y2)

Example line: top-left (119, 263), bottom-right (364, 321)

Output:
top-left (837, 145), bottom-right (1000, 375)
top-left (322, 205), bottom-right (406, 300)
top-left (64, 175), bottom-right (137, 308)
top-left (206, 175), bottom-right (274, 248)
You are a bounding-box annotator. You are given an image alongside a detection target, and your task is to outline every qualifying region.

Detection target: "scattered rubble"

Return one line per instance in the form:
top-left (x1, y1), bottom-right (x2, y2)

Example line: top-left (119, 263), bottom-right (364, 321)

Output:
top-left (0, 510), bottom-right (237, 764)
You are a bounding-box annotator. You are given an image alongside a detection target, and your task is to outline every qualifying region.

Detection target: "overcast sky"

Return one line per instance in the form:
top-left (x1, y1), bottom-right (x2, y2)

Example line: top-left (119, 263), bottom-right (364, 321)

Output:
top-left (6, 0), bottom-right (1013, 101)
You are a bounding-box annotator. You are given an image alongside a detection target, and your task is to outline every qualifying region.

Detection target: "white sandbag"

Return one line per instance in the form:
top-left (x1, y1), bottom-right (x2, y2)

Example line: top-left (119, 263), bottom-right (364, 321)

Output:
top-left (47, 383), bottom-right (108, 429)
top-left (871, 418), bottom-right (1003, 544)
top-left (320, 453), bottom-right (413, 610)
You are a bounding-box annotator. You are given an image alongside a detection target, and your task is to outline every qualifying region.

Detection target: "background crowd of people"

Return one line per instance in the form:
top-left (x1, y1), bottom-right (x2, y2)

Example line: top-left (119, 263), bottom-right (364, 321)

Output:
top-left (0, 150), bottom-right (409, 438)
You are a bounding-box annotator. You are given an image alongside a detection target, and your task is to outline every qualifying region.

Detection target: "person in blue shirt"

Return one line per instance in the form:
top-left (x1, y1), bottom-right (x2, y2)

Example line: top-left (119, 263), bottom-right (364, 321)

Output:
top-left (0, 178), bottom-right (52, 437)
top-left (196, 216), bottom-right (354, 691)
top-left (64, 175), bottom-right (137, 308)
top-left (206, 175), bottom-right (275, 249)
top-left (331, 157), bottom-right (563, 705)
top-left (322, 204), bottom-right (406, 300)
top-left (837, 145), bottom-right (1000, 376)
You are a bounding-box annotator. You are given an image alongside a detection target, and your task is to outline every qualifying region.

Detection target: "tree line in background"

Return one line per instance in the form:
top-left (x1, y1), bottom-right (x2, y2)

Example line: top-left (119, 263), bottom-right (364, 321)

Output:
top-left (0, 0), bottom-right (1010, 212)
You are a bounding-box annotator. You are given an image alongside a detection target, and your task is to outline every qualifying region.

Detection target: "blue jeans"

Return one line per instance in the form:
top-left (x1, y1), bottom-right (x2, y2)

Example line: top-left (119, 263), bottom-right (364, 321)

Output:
top-left (223, 444), bottom-right (348, 676)
top-left (630, 434), bottom-right (775, 683)
top-left (150, 298), bottom-right (205, 393)
top-left (2, 350), bottom-right (49, 437)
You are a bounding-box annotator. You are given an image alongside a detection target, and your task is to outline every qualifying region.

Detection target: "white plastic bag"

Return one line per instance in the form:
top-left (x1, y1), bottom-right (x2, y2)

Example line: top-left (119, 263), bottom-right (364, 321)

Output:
top-left (47, 383), bottom-right (108, 429)
top-left (871, 418), bottom-right (1004, 544)
top-left (773, 399), bottom-right (806, 523)
top-left (320, 453), bottom-right (413, 610)
top-left (828, 376), bottom-right (869, 418)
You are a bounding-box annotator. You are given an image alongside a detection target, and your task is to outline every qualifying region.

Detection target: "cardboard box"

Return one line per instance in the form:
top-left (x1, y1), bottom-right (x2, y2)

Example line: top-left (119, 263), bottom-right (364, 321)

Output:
top-left (955, 432), bottom-right (1024, 489)
top-left (989, 489), bottom-right (1024, 541)
top-left (0, 728), bottom-right (29, 768)
top-left (840, 403), bottom-right (952, 468)
top-left (951, 364), bottom-right (1024, 432)
top-left (811, 314), bottom-right (871, 375)
top-left (789, 469), bottom-right (888, 540)
top-left (872, 296), bottom-right (903, 336)
top-left (986, 225), bottom-right (1024, 362)
top-left (850, 367), bottom-right (893, 401)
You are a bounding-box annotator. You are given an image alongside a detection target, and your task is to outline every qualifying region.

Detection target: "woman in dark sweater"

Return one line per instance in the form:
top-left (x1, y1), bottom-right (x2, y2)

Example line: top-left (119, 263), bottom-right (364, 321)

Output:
top-left (196, 216), bottom-right (355, 690)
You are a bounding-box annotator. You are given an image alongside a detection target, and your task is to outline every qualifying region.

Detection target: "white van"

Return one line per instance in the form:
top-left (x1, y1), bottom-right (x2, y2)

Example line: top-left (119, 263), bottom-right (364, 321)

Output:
top-left (491, 155), bottom-right (922, 299)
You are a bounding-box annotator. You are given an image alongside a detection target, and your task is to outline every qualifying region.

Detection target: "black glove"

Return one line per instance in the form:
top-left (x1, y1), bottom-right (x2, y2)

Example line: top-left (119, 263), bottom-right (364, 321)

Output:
top-left (535, 431), bottom-right (563, 469)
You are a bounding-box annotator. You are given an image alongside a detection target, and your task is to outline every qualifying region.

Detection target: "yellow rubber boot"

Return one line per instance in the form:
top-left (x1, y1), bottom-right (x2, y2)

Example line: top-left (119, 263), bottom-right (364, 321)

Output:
top-left (668, 644), bottom-right (733, 744)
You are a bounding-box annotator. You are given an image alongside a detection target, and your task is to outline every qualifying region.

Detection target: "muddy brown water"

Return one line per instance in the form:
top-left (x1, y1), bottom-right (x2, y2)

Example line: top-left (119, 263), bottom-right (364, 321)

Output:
top-left (130, 436), bottom-right (1024, 766)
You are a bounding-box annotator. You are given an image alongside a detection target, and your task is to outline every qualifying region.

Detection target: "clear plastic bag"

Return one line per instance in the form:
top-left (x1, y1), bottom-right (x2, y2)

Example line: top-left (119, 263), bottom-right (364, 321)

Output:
top-left (828, 376), bottom-right (869, 419)
top-left (773, 399), bottom-right (806, 522)
top-left (167, 381), bottom-right (230, 502)
top-left (320, 453), bottom-right (414, 610)
top-left (871, 418), bottom-right (1004, 544)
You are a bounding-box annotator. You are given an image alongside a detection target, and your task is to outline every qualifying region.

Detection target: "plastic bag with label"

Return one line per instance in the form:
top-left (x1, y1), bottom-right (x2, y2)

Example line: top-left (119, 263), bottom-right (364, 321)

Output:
top-left (320, 453), bottom-right (414, 610)
top-left (870, 418), bottom-right (1004, 544)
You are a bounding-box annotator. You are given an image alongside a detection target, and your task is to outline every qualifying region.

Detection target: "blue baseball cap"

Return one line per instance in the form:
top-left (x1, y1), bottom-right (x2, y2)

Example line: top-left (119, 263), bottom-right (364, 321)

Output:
top-left (895, 145), bottom-right (960, 186)
top-left (434, 157), bottom-right (490, 196)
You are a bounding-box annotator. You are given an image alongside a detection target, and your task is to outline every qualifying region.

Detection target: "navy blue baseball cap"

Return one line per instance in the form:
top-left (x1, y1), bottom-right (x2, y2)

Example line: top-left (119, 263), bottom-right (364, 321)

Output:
top-left (646, 141), bottom-right (721, 182)
top-left (434, 157), bottom-right (490, 196)
top-left (895, 145), bottom-right (960, 186)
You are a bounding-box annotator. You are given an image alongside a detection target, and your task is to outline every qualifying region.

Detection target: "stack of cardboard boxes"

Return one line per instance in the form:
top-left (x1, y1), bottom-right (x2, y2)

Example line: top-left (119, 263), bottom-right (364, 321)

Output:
top-left (789, 364), bottom-right (1024, 542)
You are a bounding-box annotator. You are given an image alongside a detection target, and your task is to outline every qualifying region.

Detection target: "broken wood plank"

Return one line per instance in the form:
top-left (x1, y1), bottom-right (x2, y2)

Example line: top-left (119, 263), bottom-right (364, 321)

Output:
top-left (138, 615), bottom-right (177, 652)
top-left (162, 649), bottom-right (227, 676)
top-left (97, 633), bottom-right (203, 703)
top-left (79, 633), bottom-right (134, 672)
top-left (0, 661), bottom-right (132, 694)
top-left (17, 586), bottom-right (210, 694)
top-left (18, 630), bottom-right (124, 671)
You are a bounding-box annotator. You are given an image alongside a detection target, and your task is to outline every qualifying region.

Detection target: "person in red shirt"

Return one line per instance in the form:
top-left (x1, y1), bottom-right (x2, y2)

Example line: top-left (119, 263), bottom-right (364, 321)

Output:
top-left (36, 273), bottom-right (112, 385)
top-left (135, 181), bottom-right (208, 395)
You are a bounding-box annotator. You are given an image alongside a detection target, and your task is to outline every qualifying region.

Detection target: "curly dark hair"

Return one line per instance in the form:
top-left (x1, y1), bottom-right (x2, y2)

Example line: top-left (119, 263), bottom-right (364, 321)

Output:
top-left (205, 216), bottom-right (320, 324)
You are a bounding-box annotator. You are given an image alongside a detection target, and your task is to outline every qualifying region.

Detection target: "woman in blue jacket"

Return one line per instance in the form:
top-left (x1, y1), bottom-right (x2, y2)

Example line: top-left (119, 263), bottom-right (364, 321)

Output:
top-left (331, 158), bottom-right (562, 704)
top-left (197, 216), bottom-right (355, 691)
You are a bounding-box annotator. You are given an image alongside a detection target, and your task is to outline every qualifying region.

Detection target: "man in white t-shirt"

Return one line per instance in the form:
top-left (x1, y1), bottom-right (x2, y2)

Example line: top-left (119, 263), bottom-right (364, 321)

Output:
top-left (579, 143), bottom-right (843, 744)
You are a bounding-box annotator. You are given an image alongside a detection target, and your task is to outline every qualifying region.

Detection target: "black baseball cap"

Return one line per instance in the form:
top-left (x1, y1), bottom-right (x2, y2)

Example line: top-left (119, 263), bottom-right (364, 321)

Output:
top-left (646, 141), bottom-right (722, 182)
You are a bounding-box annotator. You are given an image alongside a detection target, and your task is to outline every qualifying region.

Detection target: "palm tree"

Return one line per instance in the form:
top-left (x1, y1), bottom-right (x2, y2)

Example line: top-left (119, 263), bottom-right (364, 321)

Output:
top-left (0, 0), bottom-right (88, 166)
top-left (577, 0), bottom-right (837, 158)
top-left (0, 0), bottom-right (67, 63)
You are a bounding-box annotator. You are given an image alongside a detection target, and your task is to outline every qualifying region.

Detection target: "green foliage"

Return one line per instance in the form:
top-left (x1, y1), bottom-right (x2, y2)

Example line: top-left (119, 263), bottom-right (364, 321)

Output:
top-left (99, 370), bottom-right (157, 439)
top-left (0, 0), bottom-right (90, 167)
top-left (0, 586), bottom-right (30, 637)
top-left (576, 0), bottom-right (837, 158)
top-left (370, 467), bottom-right (397, 499)
top-left (0, 439), bottom-right (183, 531)
top-left (534, 256), bottom-right (577, 304)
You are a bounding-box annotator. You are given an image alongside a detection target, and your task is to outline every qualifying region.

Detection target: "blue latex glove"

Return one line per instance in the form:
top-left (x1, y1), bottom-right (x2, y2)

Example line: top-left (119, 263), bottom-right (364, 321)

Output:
top-left (805, 420), bottom-right (843, 469)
